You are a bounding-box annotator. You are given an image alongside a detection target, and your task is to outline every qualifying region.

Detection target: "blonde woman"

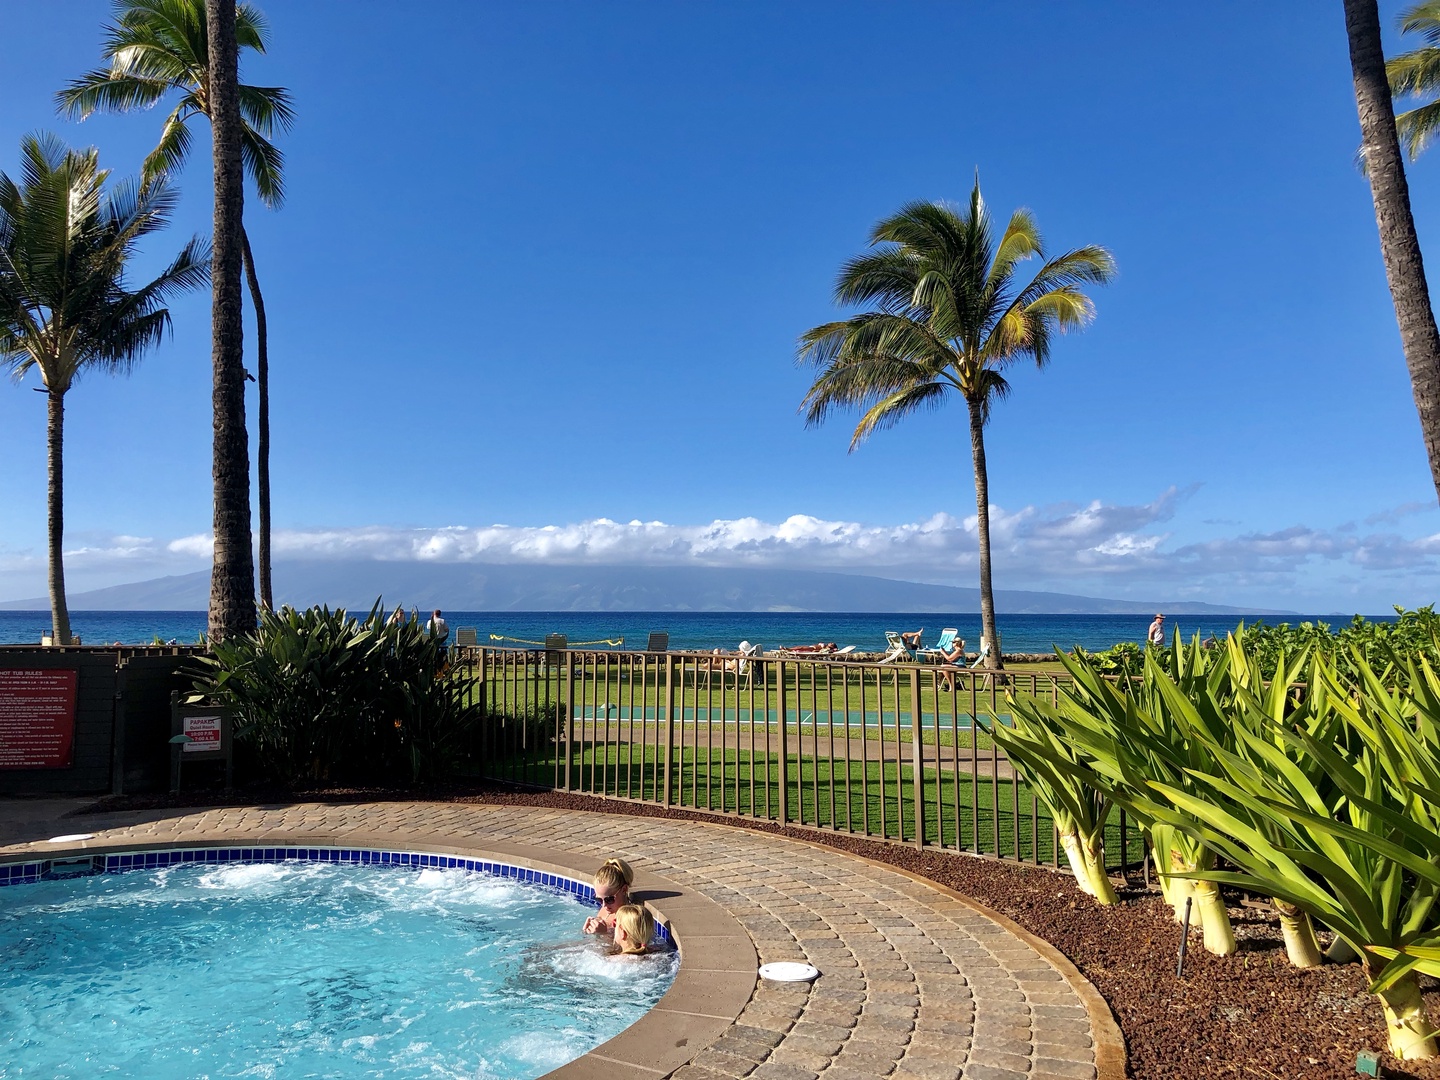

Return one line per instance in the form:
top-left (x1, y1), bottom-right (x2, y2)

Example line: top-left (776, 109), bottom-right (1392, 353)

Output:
top-left (611, 903), bottom-right (655, 957)
top-left (582, 857), bottom-right (633, 934)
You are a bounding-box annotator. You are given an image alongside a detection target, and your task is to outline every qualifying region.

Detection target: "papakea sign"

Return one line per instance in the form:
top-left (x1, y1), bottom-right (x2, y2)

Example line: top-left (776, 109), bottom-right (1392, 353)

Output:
top-left (0, 669), bottom-right (78, 768)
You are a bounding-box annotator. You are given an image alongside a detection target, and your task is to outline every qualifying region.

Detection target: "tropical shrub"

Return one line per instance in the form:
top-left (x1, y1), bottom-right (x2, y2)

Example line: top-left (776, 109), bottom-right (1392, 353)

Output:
top-left (1016, 628), bottom-right (1440, 1058)
top-left (1156, 649), bottom-right (1440, 1059)
top-left (188, 603), bottom-right (481, 786)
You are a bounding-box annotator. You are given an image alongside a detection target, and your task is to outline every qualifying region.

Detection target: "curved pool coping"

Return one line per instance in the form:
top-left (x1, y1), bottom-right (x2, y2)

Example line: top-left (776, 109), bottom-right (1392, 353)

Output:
top-left (1, 834), bottom-right (754, 1080)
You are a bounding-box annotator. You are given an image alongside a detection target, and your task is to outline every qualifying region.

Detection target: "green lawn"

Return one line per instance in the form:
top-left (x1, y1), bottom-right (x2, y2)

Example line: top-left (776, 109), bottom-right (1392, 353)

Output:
top-left (461, 655), bottom-right (1077, 750)
top-left (476, 727), bottom-right (1147, 873)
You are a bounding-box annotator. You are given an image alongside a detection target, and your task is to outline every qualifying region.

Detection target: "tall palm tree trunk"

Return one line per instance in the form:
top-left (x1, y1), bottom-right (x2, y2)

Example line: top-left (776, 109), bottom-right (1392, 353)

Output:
top-left (240, 227), bottom-right (271, 611)
top-left (206, 0), bottom-right (255, 643)
top-left (1345, 0), bottom-right (1440, 499)
top-left (45, 389), bottom-right (72, 646)
top-left (967, 398), bottom-right (1002, 670)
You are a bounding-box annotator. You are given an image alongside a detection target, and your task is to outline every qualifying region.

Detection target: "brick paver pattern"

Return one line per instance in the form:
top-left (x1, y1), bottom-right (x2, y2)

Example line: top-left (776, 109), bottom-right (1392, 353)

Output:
top-left (1, 803), bottom-right (1098, 1080)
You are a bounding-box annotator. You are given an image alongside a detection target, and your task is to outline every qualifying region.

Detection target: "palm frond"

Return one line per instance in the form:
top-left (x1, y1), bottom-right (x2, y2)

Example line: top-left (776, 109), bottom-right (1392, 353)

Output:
top-left (833, 247), bottom-right (921, 312)
top-left (141, 102), bottom-right (197, 188)
top-left (56, 71), bottom-right (172, 118)
top-left (1388, 44), bottom-right (1440, 97)
top-left (239, 124), bottom-right (286, 208)
top-left (236, 2), bottom-right (272, 51)
top-left (986, 207), bottom-right (1043, 290)
top-left (1398, 99), bottom-right (1440, 160)
top-left (1399, 1), bottom-right (1440, 47)
top-left (848, 381), bottom-right (951, 449)
top-left (238, 84), bottom-right (296, 136)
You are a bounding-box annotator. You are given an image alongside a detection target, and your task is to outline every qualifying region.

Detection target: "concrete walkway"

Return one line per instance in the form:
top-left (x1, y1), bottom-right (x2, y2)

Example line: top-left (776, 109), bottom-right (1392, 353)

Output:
top-left (0, 799), bottom-right (1122, 1080)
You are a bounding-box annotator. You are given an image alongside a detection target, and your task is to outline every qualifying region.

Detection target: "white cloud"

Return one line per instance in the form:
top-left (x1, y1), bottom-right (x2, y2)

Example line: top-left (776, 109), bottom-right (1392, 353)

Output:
top-left (3, 488), bottom-right (1440, 610)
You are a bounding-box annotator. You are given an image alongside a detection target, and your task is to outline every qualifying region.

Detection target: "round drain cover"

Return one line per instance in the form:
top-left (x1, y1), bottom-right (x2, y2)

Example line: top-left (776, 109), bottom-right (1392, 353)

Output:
top-left (758, 962), bottom-right (820, 982)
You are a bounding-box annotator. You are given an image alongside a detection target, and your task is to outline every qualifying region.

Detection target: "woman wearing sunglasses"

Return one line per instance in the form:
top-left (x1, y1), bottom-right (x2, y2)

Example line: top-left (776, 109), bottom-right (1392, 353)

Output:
top-left (582, 857), bottom-right (634, 934)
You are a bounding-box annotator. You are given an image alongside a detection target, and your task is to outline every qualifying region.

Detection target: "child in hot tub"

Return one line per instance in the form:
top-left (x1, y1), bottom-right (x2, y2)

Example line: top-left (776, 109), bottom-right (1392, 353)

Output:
top-left (610, 903), bottom-right (656, 958)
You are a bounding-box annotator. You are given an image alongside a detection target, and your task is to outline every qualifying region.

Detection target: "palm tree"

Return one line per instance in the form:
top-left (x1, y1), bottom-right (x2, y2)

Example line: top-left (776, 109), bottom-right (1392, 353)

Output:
top-left (797, 178), bottom-right (1114, 664)
top-left (1344, 0), bottom-right (1440, 501)
top-left (0, 133), bottom-right (208, 645)
top-left (58, 0), bottom-right (294, 611)
top-left (203, 0), bottom-right (251, 641)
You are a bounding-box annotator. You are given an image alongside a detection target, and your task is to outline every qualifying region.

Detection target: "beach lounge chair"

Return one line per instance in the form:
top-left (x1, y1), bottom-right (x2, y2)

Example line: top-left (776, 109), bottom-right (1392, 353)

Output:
top-left (543, 632), bottom-right (567, 674)
top-left (702, 641), bottom-right (760, 690)
top-left (918, 628), bottom-right (959, 663)
top-left (879, 631), bottom-right (915, 664)
top-left (646, 631), bottom-right (669, 652)
top-left (454, 627), bottom-right (478, 647)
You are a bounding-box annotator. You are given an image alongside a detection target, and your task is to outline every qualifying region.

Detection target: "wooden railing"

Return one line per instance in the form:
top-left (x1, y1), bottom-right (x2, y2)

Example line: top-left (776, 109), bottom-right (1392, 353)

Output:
top-left (456, 645), bottom-right (1146, 875)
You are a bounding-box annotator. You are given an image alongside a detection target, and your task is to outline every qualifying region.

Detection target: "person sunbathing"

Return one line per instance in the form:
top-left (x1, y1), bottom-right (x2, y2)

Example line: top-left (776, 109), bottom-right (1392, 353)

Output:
top-left (899, 629), bottom-right (924, 650)
top-left (785, 642), bottom-right (837, 654)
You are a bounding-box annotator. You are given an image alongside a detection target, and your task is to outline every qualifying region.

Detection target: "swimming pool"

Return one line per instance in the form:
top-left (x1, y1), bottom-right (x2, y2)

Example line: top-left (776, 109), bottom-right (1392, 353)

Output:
top-left (0, 848), bottom-right (677, 1079)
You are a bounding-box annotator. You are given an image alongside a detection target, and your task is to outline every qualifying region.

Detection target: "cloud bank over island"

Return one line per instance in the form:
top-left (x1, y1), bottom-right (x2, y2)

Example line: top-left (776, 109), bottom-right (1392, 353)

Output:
top-left (2, 487), bottom-right (1438, 612)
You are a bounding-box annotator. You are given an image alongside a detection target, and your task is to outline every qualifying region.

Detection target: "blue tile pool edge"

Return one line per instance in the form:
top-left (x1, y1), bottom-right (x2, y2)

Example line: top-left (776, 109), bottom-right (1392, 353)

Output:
top-left (0, 846), bottom-right (671, 943)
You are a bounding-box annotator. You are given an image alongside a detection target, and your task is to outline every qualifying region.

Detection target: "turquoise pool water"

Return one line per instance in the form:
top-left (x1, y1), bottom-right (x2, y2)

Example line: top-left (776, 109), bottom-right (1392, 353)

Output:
top-left (0, 859), bottom-right (677, 1079)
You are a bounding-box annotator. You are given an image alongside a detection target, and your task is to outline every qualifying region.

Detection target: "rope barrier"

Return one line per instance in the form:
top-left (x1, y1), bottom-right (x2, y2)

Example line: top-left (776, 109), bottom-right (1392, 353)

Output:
top-left (487, 634), bottom-right (625, 647)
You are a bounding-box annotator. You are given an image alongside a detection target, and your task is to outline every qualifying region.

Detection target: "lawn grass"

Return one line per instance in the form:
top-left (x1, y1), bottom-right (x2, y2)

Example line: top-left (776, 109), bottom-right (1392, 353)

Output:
top-left (479, 731), bottom-right (1147, 872)
top-left (464, 654), bottom-right (1074, 750)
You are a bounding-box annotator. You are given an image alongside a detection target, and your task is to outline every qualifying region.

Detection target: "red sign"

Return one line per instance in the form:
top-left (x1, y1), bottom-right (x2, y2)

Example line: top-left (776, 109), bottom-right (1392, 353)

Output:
top-left (182, 715), bottom-right (222, 754)
top-left (0, 669), bottom-right (79, 769)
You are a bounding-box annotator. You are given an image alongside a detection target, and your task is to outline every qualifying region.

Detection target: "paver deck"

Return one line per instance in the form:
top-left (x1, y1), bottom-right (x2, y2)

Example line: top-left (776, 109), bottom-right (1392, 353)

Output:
top-left (0, 800), bottom-right (1122, 1080)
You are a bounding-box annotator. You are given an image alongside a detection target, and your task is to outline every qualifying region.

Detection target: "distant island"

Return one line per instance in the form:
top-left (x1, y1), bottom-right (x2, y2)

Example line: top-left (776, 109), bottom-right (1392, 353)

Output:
top-left (0, 561), bottom-right (1297, 616)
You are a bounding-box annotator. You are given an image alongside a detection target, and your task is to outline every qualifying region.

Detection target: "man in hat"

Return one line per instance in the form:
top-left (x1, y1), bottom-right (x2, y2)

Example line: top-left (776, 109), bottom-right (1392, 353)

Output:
top-left (1147, 613), bottom-right (1165, 647)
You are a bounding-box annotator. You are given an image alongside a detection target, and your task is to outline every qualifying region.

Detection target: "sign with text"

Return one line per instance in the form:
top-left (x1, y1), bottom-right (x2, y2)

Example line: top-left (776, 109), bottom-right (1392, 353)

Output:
top-left (182, 715), bottom-right (223, 754)
top-left (0, 669), bottom-right (79, 769)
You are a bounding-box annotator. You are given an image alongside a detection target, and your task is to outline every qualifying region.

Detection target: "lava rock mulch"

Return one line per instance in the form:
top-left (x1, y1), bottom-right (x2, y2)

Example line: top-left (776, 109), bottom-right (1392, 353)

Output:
top-left (77, 783), bottom-right (1440, 1080)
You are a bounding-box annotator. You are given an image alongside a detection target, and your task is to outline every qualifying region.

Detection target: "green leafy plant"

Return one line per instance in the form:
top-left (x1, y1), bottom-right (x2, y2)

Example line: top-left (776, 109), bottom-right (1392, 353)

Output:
top-left (1152, 648), bottom-right (1440, 1059)
top-left (1012, 637), bottom-right (1252, 955)
top-left (985, 695), bottom-right (1117, 902)
top-left (187, 602), bottom-right (480, 786)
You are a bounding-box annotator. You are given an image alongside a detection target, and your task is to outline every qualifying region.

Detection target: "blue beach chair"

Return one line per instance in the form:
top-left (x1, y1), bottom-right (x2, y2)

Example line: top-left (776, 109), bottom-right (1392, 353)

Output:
top-left (919, 628), bottom-right (960, 663)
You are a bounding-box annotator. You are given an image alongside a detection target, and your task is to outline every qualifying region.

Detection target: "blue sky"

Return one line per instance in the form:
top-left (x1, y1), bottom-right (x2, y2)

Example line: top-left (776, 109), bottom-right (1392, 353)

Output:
top-left (0, 1), bottom-right (1437, 613)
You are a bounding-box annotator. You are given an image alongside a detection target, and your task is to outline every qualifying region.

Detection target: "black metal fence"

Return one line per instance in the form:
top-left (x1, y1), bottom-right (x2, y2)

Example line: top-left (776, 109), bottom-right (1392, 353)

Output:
top-left (459, 645), bottom-right (1146, 875)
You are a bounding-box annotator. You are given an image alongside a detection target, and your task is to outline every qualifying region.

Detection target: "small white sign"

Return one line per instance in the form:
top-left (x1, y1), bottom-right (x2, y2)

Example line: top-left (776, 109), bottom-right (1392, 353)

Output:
top-left (182, 715), bottom-right (222, 753)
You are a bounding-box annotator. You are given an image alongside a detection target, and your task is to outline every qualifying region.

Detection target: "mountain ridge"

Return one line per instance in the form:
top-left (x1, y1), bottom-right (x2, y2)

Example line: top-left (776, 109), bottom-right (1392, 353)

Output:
top-left (0, 561), bottom-right (1297, 615)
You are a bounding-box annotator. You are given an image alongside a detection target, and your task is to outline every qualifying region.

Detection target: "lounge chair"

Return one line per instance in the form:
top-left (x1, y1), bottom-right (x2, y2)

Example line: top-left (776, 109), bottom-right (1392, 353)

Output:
top-left (918, 628), bottom-right (960, 663)
top-left (702, 641), bottom-right (760, 690)
top-left (646, 631), bottom-right (669, 652)
top-left (879, 631), bottom-right (915, 664)
top-left (454, 627), bottom-right (478, 647)
top-left (543, 632), bottom-right (567, 674)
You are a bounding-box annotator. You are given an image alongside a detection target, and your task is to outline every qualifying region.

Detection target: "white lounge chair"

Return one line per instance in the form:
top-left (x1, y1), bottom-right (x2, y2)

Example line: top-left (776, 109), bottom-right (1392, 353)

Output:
top-left (879, 631), bottom-right (914, 664)
top-left (702, 641), bottom-right (761, 690)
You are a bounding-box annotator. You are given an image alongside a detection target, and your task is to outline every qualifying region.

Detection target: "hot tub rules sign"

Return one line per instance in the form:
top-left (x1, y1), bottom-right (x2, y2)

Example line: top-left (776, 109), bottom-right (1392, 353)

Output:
top-left (0, 669), bottom-right (78, 769)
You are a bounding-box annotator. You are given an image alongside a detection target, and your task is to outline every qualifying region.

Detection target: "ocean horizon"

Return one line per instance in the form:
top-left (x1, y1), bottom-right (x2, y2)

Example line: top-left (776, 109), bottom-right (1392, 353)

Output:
top-left (0, 609), bottom-right (1392, 653)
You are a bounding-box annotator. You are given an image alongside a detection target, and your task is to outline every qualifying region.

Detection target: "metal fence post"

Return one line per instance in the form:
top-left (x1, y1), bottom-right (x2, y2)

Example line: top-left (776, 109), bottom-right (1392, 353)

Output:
top-left (565, 650), bottom-right (577, 792)
top-left (910, 666), bottom-right (924, 849)
top-left (778, 659), bottom-right (789, 825)
top-left (662, 656), bottom-right (675, 806)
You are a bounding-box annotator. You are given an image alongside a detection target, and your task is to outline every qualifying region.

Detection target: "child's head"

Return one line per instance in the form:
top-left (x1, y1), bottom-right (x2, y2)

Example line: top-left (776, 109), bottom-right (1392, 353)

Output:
top-left (594, 858), bottom-right (633, 909)
top-left (613, 903), bottom-right (655, 954)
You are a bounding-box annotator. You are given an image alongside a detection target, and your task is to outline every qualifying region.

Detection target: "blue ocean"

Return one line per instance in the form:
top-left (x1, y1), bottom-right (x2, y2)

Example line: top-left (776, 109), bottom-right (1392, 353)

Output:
top-left (0, 609), bottom-right (1388, 653)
